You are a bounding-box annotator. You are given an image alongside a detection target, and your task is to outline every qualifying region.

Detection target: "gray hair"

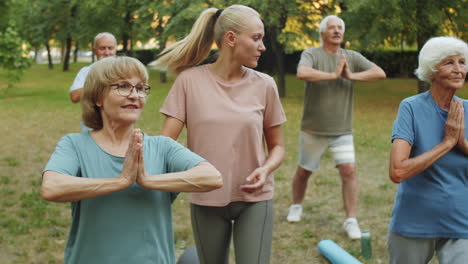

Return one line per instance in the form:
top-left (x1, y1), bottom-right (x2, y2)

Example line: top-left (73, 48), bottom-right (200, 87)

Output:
top-left (415, 36), bottom-right (468, 83)
top-left (319, 15), bottom-right (345, 46)
top-left (93, 32), bottom-right (117, 47)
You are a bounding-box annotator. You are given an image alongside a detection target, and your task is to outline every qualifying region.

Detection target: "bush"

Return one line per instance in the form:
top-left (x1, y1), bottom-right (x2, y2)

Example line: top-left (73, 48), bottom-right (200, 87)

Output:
top-left (120, 49), bottom-right (157, 65)
top-left (361, 50), bottom-right (418, 78)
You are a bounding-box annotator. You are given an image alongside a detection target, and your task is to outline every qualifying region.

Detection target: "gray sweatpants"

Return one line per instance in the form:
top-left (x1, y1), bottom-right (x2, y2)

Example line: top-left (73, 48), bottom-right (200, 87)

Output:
top-left (388, 232), bottom-right (468, 264)
top-left (191, 200), bottom-right (273, 264)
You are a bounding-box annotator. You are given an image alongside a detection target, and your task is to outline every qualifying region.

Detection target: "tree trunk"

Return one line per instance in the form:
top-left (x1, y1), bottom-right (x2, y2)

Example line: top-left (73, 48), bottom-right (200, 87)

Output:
top-left (45, 41), bottom-right (53, 70)
top-left (73, 43), bottom-right (78, 63)
top-left (33, 46), bottom-right (38, 63)
top-left (339, 0), bottom-right (348, 12)
top-left (417, 80), bottom-right (431, 94)
top-left (267, 29), bottom-right (286, 97)
top-left (160, 71), bottom-right (167, 83)
top-left (157, 37), bottom-right (168, 83)
top-left (122, 33), bottom-right (129, 53)
top-left (62, 36), bottom-right (72, 71)
top-left (273, 44), bottom-right (286, 97)
top-left (122, 5), bottom-right (132, 53)
top-left (416, 0), bottom-right (437, 93)
top-left (60, 43), bottom-right (65, 64)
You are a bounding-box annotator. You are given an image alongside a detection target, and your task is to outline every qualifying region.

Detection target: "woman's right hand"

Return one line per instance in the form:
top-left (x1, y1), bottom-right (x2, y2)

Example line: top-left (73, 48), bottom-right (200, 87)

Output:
top-left (444, 100), bottom-right (463, 148)
top-left (120, 129), bottom-right (142, 187)
top-left (455, 101), bottom-right (468, 153)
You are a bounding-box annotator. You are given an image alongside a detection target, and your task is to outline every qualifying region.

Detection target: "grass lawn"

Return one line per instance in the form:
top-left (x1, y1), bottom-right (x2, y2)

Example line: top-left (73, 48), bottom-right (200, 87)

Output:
top-left (0, 63), bottom-right (467, 264)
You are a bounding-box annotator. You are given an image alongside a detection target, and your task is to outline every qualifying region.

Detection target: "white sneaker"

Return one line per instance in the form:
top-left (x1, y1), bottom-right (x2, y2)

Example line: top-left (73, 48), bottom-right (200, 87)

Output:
top-left (287, 204), bottom-right (303, 222)
top-left (342, 218), bottom-right (361, 240)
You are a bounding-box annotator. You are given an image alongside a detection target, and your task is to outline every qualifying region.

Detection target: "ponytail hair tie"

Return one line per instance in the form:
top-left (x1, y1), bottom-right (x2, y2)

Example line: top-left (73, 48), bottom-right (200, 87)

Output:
top-left (215, 9), bottom-right (224, 18)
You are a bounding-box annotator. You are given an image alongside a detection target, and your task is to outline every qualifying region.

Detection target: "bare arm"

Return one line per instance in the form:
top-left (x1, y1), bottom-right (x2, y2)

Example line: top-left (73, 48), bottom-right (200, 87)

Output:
top-left (69, 88), bottom-right (82, 103)
top-left (161, 115), bottom-right (184, 140)
top-left (389, 139), bottom-right (454, 183)
top-left (41, 171), bottom-right (130, 202)
top-left (260, 124), bottom-right (285, 175)
top-left (389, 100), bottom-right (463, 183)
top-left (342, 64), bottom-right (386, 81)
top-left (41, 129), bottom-right (141, 202)
top-left (458, 138), bottom-right (468, 155)
top-left (137, 161), bottom-right (223, 192)
top-left (240, 124), bottom-right (285, 192)
top-left (297, 65), bottom-right (339, 82)
top-left (297, 54), bottom-right (346, 82)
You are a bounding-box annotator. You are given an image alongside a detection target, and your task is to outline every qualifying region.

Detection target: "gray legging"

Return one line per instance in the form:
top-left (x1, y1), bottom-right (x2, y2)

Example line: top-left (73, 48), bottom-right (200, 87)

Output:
top-left (191, 200), bottom-right (273, 264)
top-left (388, 232), bottom-right (468, 264)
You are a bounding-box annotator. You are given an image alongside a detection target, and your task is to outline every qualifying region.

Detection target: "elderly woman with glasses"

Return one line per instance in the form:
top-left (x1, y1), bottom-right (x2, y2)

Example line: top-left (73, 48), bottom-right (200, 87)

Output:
top-left (41, 56), bottom-right (222, 264)
top-left (388, 37), bottom-right (468, 264)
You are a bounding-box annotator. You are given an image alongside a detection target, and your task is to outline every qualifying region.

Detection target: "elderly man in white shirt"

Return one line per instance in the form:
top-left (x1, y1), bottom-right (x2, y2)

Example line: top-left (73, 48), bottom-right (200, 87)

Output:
top-left (69, 32), bottom-right (117, 103)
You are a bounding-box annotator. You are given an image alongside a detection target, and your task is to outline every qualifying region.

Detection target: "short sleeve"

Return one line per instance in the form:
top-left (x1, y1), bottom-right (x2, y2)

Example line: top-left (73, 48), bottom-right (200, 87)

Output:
top-left (69, 66), bottom-right (90, 93)
top-left (348, 51), bottom-right (375, 72)
top-left (160, 74), bottom-right (187, 123)
top-left (391, 100), bottom-right (414, 145)
top-left (263, 77), bottom-right (287, 128)
top-left (43, 135), bottom-right (80, 176)
top-left (298, 49), bottom-right (314, 68)
top-left (161, 137), bottom-right (205, 173)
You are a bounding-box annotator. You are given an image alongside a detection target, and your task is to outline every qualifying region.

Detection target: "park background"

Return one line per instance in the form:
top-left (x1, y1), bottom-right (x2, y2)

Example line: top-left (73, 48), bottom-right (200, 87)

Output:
top-left (0, 0), bottom-right (467, 263)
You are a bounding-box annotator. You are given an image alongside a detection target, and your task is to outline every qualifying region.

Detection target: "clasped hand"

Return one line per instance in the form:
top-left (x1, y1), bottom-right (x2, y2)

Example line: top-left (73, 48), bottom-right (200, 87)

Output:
top-left (444, 99), bottom-right (466, 150)
top-left (119, 129), bottom-right (148, 187)
top-left (334, 54), bottom-right (354, 80)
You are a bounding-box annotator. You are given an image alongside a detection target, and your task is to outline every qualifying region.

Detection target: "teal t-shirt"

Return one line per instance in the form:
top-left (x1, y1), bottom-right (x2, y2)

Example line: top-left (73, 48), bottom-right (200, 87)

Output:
top-left (44, 132), bottom-right (205, 264)
top-left (390, 91), bottom-right (468, 238)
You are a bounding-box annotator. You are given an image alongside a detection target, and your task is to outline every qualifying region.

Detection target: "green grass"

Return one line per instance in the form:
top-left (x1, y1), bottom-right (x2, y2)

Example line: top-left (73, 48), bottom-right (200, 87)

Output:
top-left (1, 63), bottom-right (467, 263)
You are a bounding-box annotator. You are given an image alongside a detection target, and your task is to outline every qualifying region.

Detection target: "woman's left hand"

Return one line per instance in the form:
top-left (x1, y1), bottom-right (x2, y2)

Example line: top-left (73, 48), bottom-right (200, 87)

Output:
top-left (240, 167), bottom-right (268, 193)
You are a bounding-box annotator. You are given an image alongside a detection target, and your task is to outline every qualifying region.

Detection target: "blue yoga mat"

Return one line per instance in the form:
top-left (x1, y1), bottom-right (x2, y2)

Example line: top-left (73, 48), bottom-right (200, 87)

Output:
top-left (318, 240), bottom-right (362, 264)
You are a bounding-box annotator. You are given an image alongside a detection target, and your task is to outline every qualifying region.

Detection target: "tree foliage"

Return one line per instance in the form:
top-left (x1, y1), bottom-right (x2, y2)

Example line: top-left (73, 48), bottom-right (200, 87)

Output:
top-left (341, 0), bottom-right (467, 50)
top-left (4, 0), bottom-right (465, 94)
top-left (0, 22), bottom-right (31, 89)
top-left (341, 0), bottom-right (466, 93)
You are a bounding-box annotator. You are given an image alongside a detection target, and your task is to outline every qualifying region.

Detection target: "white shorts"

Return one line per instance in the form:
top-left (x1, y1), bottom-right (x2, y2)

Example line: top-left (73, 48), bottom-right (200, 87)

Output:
top-left (298, 131), bottom-right (355, 172)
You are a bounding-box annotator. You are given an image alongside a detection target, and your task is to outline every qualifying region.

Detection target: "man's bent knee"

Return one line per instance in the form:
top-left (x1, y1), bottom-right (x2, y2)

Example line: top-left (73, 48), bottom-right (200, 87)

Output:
top-left (338, 163), bottom-right (356, 180)
top-left (296, 166), bottom-right (312, 180)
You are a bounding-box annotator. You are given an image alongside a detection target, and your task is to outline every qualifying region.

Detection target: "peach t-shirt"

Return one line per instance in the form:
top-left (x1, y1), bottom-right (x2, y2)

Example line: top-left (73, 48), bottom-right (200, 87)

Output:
top-left (160, 64), bottom-right (286, 206)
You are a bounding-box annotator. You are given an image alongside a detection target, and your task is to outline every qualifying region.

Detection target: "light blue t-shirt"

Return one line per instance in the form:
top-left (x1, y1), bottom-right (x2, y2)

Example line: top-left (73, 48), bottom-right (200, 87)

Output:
top-left (390, 91), bottom-right (468, 238)
top-left (44, 132), bottom-right (205, 264)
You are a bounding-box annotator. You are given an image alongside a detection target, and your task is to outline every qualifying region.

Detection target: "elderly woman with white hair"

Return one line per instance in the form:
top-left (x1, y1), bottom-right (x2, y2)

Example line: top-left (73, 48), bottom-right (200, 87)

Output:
top-left (41, 56), bottom-right (222, 264)
top-left (388, 36), bottom-right (468, 264)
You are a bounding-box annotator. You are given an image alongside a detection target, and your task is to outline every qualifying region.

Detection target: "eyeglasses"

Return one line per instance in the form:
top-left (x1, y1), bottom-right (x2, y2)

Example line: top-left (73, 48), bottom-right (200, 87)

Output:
top-left (110, 82), bottom-right (151, 98)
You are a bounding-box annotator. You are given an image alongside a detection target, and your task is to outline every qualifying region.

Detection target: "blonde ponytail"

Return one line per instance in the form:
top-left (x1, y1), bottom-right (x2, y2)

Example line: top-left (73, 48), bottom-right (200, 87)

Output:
top-left (152, 8), bottom-right (218, 75)
top-left (152, 5), bottom-right (260, 75)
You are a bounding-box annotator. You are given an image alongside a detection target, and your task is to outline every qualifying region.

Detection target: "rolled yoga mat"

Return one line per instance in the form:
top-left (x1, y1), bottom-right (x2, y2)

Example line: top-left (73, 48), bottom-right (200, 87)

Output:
top-left (317, 240), bottom-right (362, 264)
